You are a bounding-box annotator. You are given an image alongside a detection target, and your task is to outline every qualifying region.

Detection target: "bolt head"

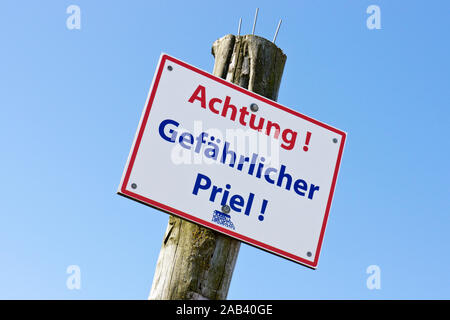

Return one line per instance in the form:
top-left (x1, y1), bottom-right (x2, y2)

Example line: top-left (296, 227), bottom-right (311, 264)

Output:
top-left (250, 103), bottom-right (259, 112)
top-left (222, 205), bottom-right (230, 214)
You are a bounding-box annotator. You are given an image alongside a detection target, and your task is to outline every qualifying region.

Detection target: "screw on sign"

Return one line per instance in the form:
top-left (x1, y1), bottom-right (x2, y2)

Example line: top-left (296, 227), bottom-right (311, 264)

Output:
top-left (250, 103), bottom-right (259, 112)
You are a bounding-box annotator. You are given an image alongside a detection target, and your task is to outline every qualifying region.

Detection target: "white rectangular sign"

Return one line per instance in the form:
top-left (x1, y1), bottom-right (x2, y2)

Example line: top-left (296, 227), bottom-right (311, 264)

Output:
top-left (118, 54), bottom-right (346, 268)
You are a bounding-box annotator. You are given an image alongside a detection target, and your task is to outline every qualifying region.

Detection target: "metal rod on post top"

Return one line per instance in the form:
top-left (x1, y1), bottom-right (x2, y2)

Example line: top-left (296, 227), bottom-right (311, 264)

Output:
top-left (238, 18), bottom-right (242, 36)
top-left (252, 8), bottom-right (259, 35)
top-left (273, 19), bottom-right (282, 43)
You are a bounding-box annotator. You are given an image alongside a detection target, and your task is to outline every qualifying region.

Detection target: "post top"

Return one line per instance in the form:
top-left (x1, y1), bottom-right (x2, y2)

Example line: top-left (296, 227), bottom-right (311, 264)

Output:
top-left (212, 34), bottom-right (286, 59)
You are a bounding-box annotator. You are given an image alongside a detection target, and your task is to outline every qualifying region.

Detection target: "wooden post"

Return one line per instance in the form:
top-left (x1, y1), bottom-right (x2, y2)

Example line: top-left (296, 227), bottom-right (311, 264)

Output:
top-left (149, 34), bottom-right (287, 300)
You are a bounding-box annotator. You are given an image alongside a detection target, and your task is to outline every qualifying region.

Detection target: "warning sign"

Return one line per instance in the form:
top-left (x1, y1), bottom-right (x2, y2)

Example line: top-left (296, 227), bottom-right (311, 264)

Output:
top-left (118, 54), bottom-right (346, 268)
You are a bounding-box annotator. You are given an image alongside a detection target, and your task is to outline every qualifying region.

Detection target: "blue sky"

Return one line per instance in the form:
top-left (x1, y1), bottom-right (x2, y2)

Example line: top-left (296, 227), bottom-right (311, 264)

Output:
top-left (0, 0), bottom-right (449, 299)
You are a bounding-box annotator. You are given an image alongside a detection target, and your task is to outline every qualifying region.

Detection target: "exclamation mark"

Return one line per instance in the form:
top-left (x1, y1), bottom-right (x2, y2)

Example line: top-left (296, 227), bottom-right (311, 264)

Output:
top-left (303, 131), bottom-right (312, 152)
top-left (258, 199), bottom-right (268, 221)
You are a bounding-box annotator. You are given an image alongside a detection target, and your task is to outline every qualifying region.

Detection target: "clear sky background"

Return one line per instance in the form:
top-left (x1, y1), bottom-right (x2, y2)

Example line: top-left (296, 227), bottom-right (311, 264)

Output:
top-left (0, 0), bottom-right (449, 299)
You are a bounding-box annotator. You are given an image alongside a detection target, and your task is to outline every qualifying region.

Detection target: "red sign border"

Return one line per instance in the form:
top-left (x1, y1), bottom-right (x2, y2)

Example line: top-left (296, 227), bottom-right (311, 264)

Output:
top-left (118, 54), bottom-right (346, 269)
